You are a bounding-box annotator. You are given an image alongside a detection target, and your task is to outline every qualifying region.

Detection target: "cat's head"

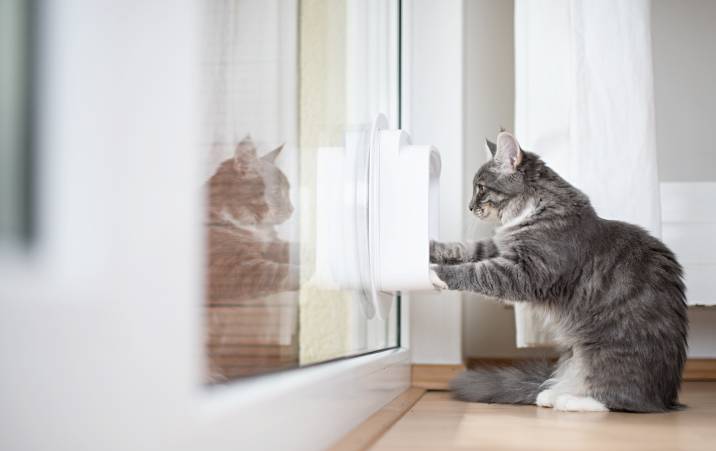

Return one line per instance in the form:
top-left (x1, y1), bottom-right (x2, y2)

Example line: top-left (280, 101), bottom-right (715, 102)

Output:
top-left (469, 131), bottom-right (534, 223)
top-left (207, 136), bottom-right (293, 226)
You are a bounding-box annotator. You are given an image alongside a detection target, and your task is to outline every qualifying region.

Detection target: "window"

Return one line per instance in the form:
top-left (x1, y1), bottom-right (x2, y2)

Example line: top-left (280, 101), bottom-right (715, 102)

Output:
top-left (201, 0), bottom-right (401, 382)
top-left (0, 2), bottom-right (415, 450)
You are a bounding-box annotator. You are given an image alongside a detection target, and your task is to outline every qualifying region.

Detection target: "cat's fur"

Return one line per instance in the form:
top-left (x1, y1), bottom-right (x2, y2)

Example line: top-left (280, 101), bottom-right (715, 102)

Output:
top-left (431, 132), bottom-right (688, 412)
top-left (206, 136), bottom-right (299, 305)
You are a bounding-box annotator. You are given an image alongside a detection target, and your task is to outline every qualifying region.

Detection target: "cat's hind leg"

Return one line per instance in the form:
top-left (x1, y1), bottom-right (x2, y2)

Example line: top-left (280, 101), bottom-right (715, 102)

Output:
top-left (544, 348), bottom-right (609, 411)
top-left (536, 389), bottom-right (557, 407)
top-left (553, 394), bottom-right (608, 412)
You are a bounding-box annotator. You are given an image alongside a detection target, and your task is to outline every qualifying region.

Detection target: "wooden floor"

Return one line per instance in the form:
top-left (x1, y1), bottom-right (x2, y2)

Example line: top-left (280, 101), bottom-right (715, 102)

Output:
top-left (369, 382), bottom-right (716, 451)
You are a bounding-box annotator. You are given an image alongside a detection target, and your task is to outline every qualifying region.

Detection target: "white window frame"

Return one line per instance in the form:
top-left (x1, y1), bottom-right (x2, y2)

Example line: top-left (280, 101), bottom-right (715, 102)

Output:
top-left (0, 1), bottom-right (418, 451)
top-left (403, 0), bottom-right (465, 365)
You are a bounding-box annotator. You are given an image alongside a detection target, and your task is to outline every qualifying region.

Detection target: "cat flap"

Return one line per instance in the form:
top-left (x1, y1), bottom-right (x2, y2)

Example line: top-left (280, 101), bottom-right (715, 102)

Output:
top-left (313, 114), bottom-right (442, 320)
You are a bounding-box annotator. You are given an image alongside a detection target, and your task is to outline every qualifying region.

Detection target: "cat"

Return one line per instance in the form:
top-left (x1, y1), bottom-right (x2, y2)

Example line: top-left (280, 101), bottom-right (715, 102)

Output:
top-left (430, 131), bottom-right (688, 412)
top-left (205, 136), bottom-right (299, 305)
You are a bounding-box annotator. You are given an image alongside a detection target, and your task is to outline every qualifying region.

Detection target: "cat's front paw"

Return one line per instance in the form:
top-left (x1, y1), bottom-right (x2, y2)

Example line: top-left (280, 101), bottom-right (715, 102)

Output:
top-left (430, 240), bottom-right (459, 264)
top-left (430, 265), bottom-right (448, 290)
top-left (536, 389), bottom-right (556, 407)
top-left (553, 394), bottom-right (608, 412)
top-left (429, 240), bottom-right (441, 263)
top-left (430, 240), bottom-right (465, 264)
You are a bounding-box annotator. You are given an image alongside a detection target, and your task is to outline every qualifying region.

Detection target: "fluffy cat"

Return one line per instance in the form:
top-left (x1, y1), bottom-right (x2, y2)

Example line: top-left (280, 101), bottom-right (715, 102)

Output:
top-left (430, 132), bottom-right (687, 412)
top-left (205, 136), bottom-right (299, 305)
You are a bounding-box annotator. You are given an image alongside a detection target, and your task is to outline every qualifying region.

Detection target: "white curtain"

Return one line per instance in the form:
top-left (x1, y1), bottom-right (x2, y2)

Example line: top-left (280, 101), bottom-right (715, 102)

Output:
top-left (513, 0), bottom-right (661, 347)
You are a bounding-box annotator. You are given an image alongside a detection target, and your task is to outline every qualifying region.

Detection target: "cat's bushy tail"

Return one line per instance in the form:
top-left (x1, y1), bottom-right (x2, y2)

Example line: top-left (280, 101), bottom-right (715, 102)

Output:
top-left (450, 360), bottom-right (553, 405)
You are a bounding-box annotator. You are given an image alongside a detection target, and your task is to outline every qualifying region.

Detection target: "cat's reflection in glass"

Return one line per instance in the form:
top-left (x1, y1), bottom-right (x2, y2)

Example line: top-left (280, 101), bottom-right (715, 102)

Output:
top-left (205, 135), bottom-right (299, 383)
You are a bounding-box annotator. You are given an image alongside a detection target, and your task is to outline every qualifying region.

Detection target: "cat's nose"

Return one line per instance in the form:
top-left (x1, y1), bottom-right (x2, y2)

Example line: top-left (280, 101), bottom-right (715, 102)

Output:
top-left (468, 202), bottom-right (474, 212)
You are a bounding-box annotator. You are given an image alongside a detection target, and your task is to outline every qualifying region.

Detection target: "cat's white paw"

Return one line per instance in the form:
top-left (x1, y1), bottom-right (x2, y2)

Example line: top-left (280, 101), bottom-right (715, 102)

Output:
top-left (536, 389), bottom-right (556, 408)
top-left (553, 394), bottom-right (608, 412)
top-left (430, 269), bottom-right (448, 290)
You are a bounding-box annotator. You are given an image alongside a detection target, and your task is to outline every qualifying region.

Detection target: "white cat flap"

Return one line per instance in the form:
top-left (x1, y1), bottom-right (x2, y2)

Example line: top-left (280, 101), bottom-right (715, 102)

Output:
top-left (314, 114), bottom-right (441, 319)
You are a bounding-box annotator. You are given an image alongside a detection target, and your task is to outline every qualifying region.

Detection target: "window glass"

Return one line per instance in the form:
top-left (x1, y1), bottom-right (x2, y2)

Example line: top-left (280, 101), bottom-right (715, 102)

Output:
top-left (202, 0), bottom-right (400, 383)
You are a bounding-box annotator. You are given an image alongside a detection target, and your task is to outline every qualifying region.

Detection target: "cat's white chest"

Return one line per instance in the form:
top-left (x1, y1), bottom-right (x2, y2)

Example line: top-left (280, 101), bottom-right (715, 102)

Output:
top-left (239, 224), bottom-right (276, 241)
top-left (221, 209), bottom-right (276, 241)
top-left (498, 202), bottom-right (536, 231)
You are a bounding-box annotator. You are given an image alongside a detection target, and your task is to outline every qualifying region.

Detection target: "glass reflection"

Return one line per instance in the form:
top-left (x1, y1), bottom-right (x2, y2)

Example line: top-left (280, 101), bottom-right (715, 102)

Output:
top-left (205, 137), bottom-right (300, 381)
top-left (202, 0), bottom-right (399, 383)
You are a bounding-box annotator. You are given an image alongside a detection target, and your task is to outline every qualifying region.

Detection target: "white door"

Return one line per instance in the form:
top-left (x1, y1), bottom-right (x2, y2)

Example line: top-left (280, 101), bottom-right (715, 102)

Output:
top-left (0, 1), bottom-right (411, 450)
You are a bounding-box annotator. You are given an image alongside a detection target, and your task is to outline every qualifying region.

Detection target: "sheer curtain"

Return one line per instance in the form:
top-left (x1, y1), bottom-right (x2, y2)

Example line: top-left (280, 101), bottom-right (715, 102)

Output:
top-left (513, 0), bottom-right (660, 347)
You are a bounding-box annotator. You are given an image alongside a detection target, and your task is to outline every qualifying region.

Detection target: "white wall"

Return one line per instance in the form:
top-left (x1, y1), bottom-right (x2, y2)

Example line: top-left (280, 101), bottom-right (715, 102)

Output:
top-left (653, 0), bottom-right (716, 357)
top-left (406, 0), bottom-right (464, 364)
top-left (652, 0), bottom-right (716, 182)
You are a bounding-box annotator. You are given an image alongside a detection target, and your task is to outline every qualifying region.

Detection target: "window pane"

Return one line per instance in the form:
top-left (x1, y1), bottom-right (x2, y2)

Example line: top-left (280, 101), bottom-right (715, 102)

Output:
top-left (202, 0), bottom-right (399, 383)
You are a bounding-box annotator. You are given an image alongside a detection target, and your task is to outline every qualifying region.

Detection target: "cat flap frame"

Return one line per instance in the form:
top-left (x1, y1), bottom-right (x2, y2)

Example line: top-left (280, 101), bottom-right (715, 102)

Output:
top-left (315, 114), bottom-right (441, 319)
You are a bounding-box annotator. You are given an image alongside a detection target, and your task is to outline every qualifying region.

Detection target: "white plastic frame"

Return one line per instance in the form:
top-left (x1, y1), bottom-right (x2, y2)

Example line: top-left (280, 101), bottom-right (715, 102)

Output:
top-left (0, 2), bottom-right (409, 451)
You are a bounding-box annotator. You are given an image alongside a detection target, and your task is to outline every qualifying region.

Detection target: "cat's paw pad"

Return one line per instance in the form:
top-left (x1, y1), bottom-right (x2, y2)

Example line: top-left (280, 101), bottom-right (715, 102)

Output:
top-left (536, 389), bottom-right (556, 408)
top-left (429, 269), bottom-right (448, 290)
top-left (553, 394), bottom-right (608, 412)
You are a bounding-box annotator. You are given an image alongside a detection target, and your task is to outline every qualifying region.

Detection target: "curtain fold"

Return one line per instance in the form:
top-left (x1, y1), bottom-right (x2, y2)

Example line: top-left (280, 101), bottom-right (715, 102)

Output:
top-left (513, 0), bottom-right (660, 347)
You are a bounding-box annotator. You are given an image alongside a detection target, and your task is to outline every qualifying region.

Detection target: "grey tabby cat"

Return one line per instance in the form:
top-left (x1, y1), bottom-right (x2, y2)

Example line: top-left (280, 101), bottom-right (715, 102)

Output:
top-left (430, 132), bottom-right (687, 412)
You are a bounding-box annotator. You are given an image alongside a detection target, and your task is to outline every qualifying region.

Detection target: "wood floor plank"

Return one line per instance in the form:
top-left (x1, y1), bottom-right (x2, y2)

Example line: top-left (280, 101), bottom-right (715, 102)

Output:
top-left (370, 382), bottom-right (716, 451)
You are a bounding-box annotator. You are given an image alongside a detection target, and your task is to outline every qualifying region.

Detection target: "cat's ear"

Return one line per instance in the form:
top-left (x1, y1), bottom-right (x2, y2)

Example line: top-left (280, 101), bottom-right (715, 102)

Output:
top-left (234, 135), bottom-right (258, 170)
top-left (494, 131), bottom-right (523, 172)
top-left (484, 138), bottom-right (497, 159)
top-left (261, 143), bottom-right (284, 163)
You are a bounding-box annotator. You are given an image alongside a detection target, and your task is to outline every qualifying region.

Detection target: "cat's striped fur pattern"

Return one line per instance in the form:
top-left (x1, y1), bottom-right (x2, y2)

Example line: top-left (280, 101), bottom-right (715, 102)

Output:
top-left (431, 132), bottom-right (687, 412)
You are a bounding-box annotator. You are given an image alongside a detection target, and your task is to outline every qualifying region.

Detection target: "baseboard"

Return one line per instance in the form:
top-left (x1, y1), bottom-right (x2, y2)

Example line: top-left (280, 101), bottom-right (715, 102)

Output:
top-left (412, 358), bottom-right (716, 390)
top-left (683, 359), bottom-right (716, 380)
top-left (411, 364), bottom-right (464, 390)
